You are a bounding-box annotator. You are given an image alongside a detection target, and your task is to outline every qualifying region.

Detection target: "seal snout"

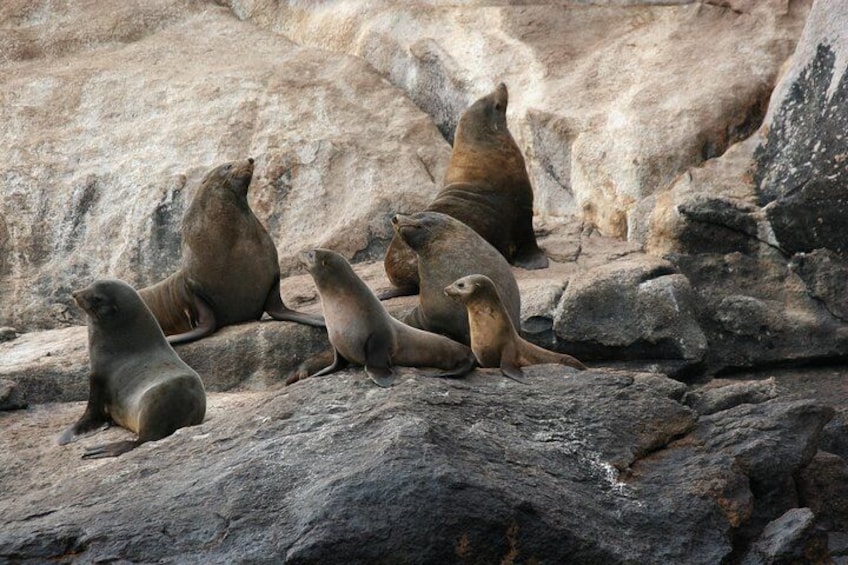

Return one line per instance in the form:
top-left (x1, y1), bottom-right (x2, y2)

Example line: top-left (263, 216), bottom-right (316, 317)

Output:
top-left (301, 249), bottom-right (317, 269)
top-left (248, 157), bottom-right (254, 165)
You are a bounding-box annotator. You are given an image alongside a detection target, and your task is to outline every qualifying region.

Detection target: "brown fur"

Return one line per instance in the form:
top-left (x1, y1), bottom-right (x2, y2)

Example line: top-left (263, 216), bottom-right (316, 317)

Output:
top-left (58, 279), bottom-right (206, 458)
top-left (383, 83), bottom-right (547, 296)
top-left (138, 158), bottom-right (323, 344)
top-left (290, 249), bottom-right (475, 387)
top-left (392, 212), bottom-right (520, 346)
top-left (445, 274), bottom-right (585, 380)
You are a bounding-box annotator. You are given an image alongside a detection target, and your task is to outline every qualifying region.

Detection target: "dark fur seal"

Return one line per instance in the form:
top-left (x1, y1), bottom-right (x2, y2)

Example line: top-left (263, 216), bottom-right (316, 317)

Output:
top-left (58, 279), bottom-right (206, 458)
top-left (445, 274), bottom-right (586, 381)
top-left (139, 158), bottom-right (323, 344)
top-left (298, 248), bottom-right (475, 387)
top-left (383, 83), bottom-right (547, 297)
top-left (392, 211), bottom-right (521, 345)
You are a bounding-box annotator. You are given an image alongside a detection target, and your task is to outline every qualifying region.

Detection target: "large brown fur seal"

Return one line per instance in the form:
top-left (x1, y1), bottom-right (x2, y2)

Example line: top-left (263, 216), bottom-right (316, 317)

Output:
top-left (296, 248), bottom-right (476, 387)
top-left (445, 274), bottom-right (586, 382)
top-left (139, 158), bottom-right (323, 344)
top-left (58, 279), bottom-right (206, 458)
top-left (392, 211), bottom-right (520, 345)
top-left (383, 82), bottom-right (548, 297)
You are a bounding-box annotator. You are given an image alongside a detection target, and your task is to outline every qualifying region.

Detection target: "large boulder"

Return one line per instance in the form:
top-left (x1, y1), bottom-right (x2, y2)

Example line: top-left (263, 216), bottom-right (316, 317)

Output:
top-left (0, 2), bottom-right (449, 331)
top-left (225, 0), bottom-right (809, 237)
top-left (0, 367), bottom-right (834, 563)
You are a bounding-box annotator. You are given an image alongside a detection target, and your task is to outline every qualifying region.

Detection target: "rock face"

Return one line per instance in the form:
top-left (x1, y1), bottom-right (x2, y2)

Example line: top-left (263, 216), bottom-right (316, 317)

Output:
top-left (0, 1), bottom-right (449, 331)
top-left (2, 1), bottom-right (848, 563)
top-left (0, 368), bottom-right (834, 564)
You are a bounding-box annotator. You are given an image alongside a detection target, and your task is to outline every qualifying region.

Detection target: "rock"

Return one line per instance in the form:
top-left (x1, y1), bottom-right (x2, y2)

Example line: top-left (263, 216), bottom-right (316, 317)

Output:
top-left (0, 327), bottom-right (16, 342)
top-left (553, 255), bottom-right (707, 364)
top-left (0, 2), bottom-right (450, 332)
top-left (683, 378), bottom-right (778, 415)
top-left (742, 508), bottom-right (829, 565)
top-left (0, 379), bottom-right (26, 411)
top-left (790, 249), bottom-right (848, 322)
top-left (0, 367), bottom-right (835, 563)
top-left (797, 451), bottom-right (848, 532)
top-left (226, 1), bottom-right (808, 237)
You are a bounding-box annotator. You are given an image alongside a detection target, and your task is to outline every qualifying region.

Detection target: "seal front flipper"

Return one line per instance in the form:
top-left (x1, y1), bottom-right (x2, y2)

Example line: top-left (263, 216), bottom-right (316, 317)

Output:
top-left (500, 359), bottom-right (529, 384)
top-left (58, 374), bottom-right (110, 446)
top-left (364, 333), bottom-right (397, 388)
top-left (82, 440), bottom-right (140, 459)
top-left (512, 245), bottom-right (549, 270)
top-left (166, 293), bottom-right (216, 345)
top-left (311, 348), bottom-right (350, 377)
top-left (263, 280), bottom-right (326, 328)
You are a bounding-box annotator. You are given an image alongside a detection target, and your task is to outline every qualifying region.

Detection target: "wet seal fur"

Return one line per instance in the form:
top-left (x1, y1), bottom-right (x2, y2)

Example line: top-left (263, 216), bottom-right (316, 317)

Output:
top-left (383, 82), bottom-right (548, 297)
top-left (139, 158), bottom-right (323, 344)
top-left (294, 248), bottom-right (476, 387)
top-left (446, 274), bottom-right (586, 382)
top-left (392, 211), bottom-right (521, 345)
top-left (58, 279), bottom-right (206, 458)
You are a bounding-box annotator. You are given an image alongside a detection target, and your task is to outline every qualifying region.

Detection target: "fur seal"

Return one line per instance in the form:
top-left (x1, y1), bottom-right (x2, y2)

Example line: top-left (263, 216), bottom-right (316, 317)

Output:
top-left (383, 82), bottom-right (548, 297)
top-left (139, 158), bottom-right (324, 344)
top-left (296, 248), bottom-right (476, 387)
top-left (58, 279), bottom-right (206, 458)
top-left (392, 211), bottom-right (521, 345)
top-left (445, 274), bottom-right (586, 382)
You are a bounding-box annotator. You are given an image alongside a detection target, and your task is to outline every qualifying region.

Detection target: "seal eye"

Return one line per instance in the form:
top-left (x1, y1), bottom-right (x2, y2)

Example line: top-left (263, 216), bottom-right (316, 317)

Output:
top-left (457, 282), bottom-right (465, 289)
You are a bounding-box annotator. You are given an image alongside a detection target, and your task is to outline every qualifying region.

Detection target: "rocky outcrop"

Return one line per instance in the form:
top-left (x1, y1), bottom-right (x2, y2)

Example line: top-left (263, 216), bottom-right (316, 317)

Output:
top-left (0, 368), bottom-right (834, 564)
top-left (0, 2), bottom-right (449, 331)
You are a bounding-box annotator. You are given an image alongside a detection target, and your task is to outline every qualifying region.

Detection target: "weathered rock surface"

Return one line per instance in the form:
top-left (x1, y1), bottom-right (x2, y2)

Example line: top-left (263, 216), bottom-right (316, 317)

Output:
top-left (0, 368), bottom-right (834, 564)
top-left (0, 1), bottom-right (449, 331)
top-left (226, 0), bottom-right (808, 236)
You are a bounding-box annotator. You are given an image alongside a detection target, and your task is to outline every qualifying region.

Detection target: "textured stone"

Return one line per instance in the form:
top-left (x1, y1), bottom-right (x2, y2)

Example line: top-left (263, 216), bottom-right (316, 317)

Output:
top-left (742, 507), bottom-right (829, 565)
top-left (797, 451), bottom-right (848, 532)
top-left (0, 368), bottom-right (835, 564)
top-left (553, 255), bottom-right (707, 363)
top-left (0, 379), bottom-right (26, 411)
top-left (683, 378), bottom-right (778, 415)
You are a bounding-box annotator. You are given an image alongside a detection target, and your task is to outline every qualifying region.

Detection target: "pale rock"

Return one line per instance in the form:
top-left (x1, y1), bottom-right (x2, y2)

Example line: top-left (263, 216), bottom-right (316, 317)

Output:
top-left (0, 2), bottom-right (450, 331)
top-left (226, 0), bottom-right (809, 236)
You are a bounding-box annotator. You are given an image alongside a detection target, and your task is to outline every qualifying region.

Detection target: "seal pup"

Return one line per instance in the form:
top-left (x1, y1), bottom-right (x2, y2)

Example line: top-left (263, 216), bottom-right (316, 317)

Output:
top-left (445, 274), bottom-right (586, 382)
top-left (392, 211), bottom-right (520, 345)
top-left (383, 82), bottom-right (547, 298)
top-left (58, 279), bottom-right (206, 458)
top-left (139, 158), bottom-right (324, 344)
top-left (298, 248), bottom-right (476, 387)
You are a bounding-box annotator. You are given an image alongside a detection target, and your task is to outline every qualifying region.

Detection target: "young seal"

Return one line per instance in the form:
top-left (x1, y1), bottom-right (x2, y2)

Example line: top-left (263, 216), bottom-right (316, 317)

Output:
top-left (297, 248), bottom-right (476, 387)
top-left (139, 158), bottom-right (324, 344)
top-left (392, 211), bottom-right (521, 345)
top-left (445, 274), bottom-right (586, 382)
top-left (383, 82), bottom-right (548, 297)
top-left (58, 279), bottom-right (206, 459)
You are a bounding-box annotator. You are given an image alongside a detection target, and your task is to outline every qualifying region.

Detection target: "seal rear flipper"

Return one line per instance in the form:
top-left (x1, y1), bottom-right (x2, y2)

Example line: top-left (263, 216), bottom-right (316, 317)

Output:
top-left (269, 308), bottom-right (326, 328)
top-left (512, 245), bottom-right (549, 270)
top-left (263, 279), bottom-right (326, 328)
top-left (166, 293), bottom-right (216, 345)
top-left (429, 355), bottom-right (477, 379)
top-left (81, 439), bottom-right (141, 459)
top-left (310, 348), bottom-right (349, 378)
top-left (375, 284), bottom-right (419, 301)
top-left (500, 359), bottom-right (529, 384)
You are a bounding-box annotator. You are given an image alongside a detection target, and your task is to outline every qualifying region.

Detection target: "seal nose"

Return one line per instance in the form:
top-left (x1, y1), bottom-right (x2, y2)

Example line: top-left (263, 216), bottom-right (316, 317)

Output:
top-left (248, 158), bottom-right (254, 165)
top-left (391, 215), bottom-right (399, 226)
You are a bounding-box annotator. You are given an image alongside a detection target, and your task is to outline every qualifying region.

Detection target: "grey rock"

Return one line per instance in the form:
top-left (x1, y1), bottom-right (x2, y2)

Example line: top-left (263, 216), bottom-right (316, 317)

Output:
top-left (797, 451), bottom-right (848, 531)
top-left (683, 378), bottom-right (778, 415)
top-left (0, 327), bottom-right (16, 342)
top-left (742, 507), bottom-right (828, 565)
top-left (553, 256), bottom-right (707, 363)
top-left (0, 367), bottom-right (833, 564)
top-left (0, 379), bottom-right (26, 411)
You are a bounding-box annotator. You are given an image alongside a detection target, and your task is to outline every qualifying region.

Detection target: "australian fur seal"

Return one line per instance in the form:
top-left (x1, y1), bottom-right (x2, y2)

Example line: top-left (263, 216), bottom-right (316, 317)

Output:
top-left (392, 211), bottom-right (521, 346)
top-left (383, 82), bottom-right (548, 297)
top-left (139, 158), bottom-right (324, 344)
top-left (445, 274), bottom-right (586, 382)
top-left (296, 248), bottom-right (476, 387)
top-left (58, 279), bottom-right (206, 458)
